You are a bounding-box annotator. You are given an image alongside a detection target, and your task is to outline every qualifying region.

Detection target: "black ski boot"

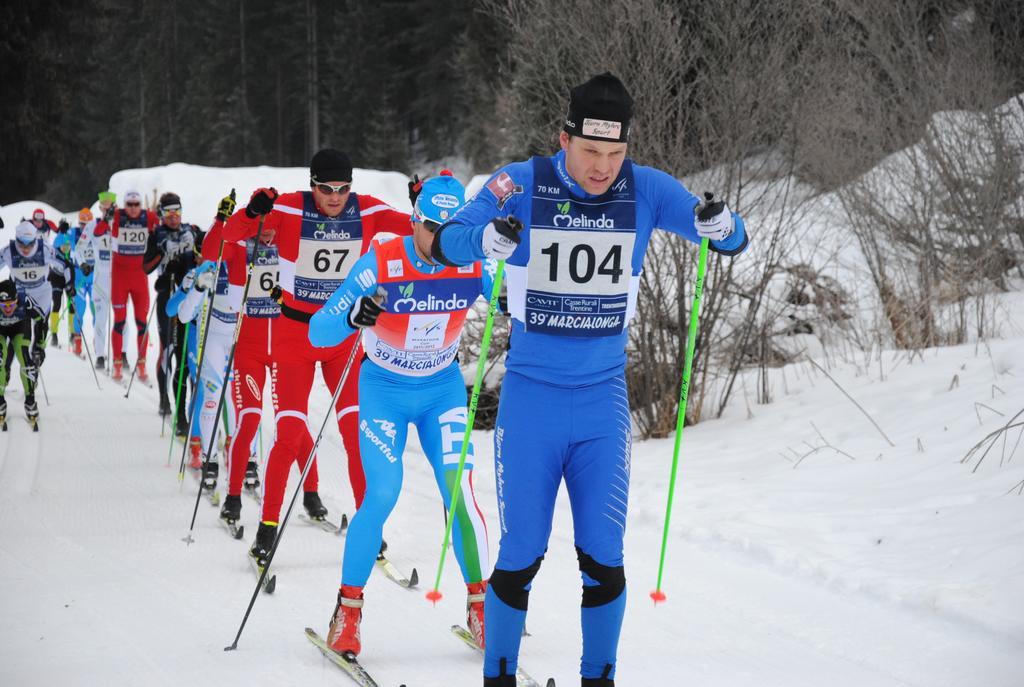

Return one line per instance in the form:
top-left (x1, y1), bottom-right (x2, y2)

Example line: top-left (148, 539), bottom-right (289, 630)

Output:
top-left (244, 460), bottom-right (260, 489)
top-left (95, 355), bottom-right (105, 370)
top-left (303, 491), bottom-right (328, 520)
top-left (49, 333), bottom-right (58, 348)
top-left (25, 397), bottom-right (39, 431)
top-left (0, 397), bottom-right (7, 431)
top-left (220, 494), bottom-right (242, 523)
top-left (201, 462), bottom-right (219, 490)
top-left (581, 665), bottom-right (615, 686)
top-left (158, 395), bottom-right (172, 417)
top-left (484, 660), bottom-right (517, 687)
top-left (250, 522), bottom-right (277, 565)
top-left (175, 413), bottom-right (189, 438)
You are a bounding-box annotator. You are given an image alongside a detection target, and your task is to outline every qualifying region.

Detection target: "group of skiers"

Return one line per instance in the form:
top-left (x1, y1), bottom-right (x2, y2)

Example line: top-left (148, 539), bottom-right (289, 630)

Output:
top-left (1, 73), bottom-right (748, 685)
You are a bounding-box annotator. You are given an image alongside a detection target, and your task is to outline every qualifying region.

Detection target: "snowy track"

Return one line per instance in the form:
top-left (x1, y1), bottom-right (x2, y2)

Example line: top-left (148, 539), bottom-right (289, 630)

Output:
top-left (1, 343), bottom-right (1022, 686)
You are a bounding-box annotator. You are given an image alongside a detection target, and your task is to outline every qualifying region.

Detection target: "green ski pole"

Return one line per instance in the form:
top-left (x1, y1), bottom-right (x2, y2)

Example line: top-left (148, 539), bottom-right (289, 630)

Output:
top-left (167, 321), bottom-right (191, 466)
top-left (426, 259), bottom-right (505, 603)
top-left (651, 193), bottom-right (722, 603)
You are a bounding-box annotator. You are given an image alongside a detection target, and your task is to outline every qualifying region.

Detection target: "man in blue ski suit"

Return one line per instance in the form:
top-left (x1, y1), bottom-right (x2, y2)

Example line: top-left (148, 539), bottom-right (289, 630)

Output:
top-left (309, 172), bottom-right (494, 656)
top-left (431, 73), bottom-right (749, 686)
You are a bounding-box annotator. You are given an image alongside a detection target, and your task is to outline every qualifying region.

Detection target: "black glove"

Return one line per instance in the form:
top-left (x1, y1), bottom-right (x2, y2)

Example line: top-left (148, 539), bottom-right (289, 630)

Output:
top-left (497, 294), bottom-right (508, 313)
top-left (216, 189), bottom-right (237, 221)
top-left (32, 346), bottom-right (45, 367)
top-left (58, 219), bottom-right (70, 234)
top-left (81, 264), bottom-right (94, 277)
top-left (348, 295), bottom-right (385, 328)
top-left (65, 284), bottom-right (76, 300)
top-left (408, 174), bottom-right (423, 207)
top-left (245, 187), bottom-right (278, 218)
top-left (269, 285), bottom-right (283, 303)
top-left (103, 205), bottom-right (116, 222)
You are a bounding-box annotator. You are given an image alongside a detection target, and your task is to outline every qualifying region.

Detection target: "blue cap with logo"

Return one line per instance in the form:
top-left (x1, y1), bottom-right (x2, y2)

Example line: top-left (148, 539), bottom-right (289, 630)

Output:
top-left (413, 170), bottom-right (465, 225)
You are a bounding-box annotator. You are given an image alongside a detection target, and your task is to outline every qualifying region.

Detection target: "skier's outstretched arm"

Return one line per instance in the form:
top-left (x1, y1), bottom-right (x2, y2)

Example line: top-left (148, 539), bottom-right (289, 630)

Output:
top-left (308, 251), bottom-right (379, 348)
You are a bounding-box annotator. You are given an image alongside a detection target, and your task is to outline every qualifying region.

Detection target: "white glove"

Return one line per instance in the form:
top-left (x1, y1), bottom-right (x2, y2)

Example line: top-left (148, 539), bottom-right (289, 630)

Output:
top-left (180, 271), bottom-right (196, 292)
top-left (481, 215), bottom-right (523, 260)
top-left (695, 194), bottom-right (734, 242)
top-left (195, 269), bottom-right (216, 292)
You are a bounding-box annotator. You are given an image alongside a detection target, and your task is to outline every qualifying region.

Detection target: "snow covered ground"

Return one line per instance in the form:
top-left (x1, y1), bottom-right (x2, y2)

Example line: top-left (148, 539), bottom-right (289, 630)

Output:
top-left (1, 291), bottom-right (1021, 685)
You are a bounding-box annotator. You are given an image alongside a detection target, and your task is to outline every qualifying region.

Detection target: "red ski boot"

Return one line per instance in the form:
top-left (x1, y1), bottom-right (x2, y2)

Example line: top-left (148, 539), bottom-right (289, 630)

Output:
top-left (136, 359), bottom-right (149, 384)
top-left (467, 580), bottom-right (487, 648)
top-left (189, 438), bottom-right (202, 469)
top-left (111, 357), bottom-right (123, 382)
top-left (71, 334), bottom-right (83, 358)
top-left (327, 585), bottom-right (364, 656)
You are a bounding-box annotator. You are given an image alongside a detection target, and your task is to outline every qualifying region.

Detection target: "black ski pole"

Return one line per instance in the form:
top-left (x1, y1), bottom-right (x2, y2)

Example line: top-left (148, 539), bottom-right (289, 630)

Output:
top-left (124, 298), bottom-right (159, 399)
top-left (186, 218), bottom-right (266, 538)
top-left (176, 243), bottom-right (226, 480)
top-left (225, 329), bottom-right (366, 651)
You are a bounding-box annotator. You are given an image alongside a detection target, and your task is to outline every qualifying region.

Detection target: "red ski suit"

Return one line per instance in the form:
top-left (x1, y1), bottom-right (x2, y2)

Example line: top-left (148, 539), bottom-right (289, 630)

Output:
top-left (94, 209), bottom-right (158, 361)
top-left (224, 190), bottom-right (411, 523)
top-left (224, 238), bottom-right (326, 499)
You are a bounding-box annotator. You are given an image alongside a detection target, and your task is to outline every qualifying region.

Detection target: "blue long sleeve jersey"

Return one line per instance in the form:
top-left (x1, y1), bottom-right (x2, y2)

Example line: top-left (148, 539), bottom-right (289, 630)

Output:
top-left (435, 150), bottom-right (748, 386)
top-left (309, 235), bottom-right (497, 352)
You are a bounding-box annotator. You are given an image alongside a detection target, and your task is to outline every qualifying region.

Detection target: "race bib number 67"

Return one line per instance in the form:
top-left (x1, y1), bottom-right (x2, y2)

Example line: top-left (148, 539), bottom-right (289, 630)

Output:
top-left (294, 236), bottom-right (361, 303)
top-left (525, 228), bottom-right (634, 337)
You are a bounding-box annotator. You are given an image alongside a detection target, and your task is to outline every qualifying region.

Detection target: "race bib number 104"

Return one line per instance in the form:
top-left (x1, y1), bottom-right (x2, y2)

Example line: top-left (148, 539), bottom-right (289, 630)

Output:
top-left (524, 228), bottom-right (634, 337)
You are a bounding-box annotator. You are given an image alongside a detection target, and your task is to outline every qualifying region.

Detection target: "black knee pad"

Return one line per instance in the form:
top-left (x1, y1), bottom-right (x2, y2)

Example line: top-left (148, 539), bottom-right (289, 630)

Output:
top-left (489, 556), bottom-right (544, 611)
top-left (135, 319), bottom-right (146, 332)
top-left (113, 321), bottom-right (126, 335)
top-left (577, 547), bottom-right (625, 608)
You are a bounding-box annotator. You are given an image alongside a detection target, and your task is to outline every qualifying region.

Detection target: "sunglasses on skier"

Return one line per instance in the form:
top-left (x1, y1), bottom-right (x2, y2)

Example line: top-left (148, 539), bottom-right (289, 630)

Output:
top-left (0, 300), bottom-right (17, 315)
top-left (125, 202), bottom-right (141, 208)
top-left (312, 181), bottom-right (352, 196)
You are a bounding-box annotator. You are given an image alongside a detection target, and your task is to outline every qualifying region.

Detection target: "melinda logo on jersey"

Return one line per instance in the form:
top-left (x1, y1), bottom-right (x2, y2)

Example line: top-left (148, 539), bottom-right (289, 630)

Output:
top-left (551, 210), bottom-right (616, 229)
top-left (386, 282), bottom-right (471, 313)
top-left (312, 225), bottom-right (353, 241)
top-left (393, 292), bottom-right (470, 313)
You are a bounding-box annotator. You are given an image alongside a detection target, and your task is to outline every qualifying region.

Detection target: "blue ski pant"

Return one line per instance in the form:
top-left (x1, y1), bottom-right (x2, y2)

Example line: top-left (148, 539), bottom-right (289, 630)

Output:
top-left (73, 269), bottom-right (94, 335)
top-left (341, 360), bottom-right (489, 588)
top-left (484, 370), bottom-right (631, 681)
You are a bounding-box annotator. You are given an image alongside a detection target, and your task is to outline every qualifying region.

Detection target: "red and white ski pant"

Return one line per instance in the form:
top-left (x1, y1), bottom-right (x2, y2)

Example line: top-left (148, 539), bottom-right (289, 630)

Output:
top-left (111, 266), bottom-right (149, 362)
top-left (257, 313), bottom-right (364, 523)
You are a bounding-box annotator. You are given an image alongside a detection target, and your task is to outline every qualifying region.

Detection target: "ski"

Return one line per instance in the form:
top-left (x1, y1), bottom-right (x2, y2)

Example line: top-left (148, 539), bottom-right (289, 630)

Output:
top-left (206, 488), bottom-right (221, 507)
top-left (450, 625), bottom-right (544, 687)
top-left (248, 553), bottom-right (277, 594)
top-left (220, 517), bottom-right (244, 540)
top-left (305, 627), bottom-right (379, 687)
top-left (298, 512), bottom-right (347, 535)
top-left (375, 553), bottom-right (418, 589)
top-left (243, 484), bottom-right (263, 504)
